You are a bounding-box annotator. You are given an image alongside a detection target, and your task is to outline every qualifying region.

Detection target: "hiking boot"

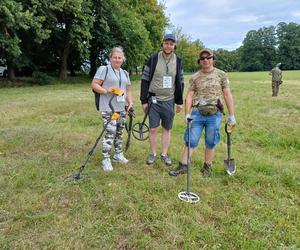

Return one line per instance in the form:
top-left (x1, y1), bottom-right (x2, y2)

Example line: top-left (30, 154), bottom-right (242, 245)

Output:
top-left (169, 162), bottom-right (188, 176)
top-left (201, 162), bottom-right (212, 177)
top-left (161, 154), bottom-right (172, 166)
top-left (113, 152), bottom-right (128, 164)
top-left (146, 154), bottom-right (157, 165)
top-left (102, 158), bottom-right (113, 171)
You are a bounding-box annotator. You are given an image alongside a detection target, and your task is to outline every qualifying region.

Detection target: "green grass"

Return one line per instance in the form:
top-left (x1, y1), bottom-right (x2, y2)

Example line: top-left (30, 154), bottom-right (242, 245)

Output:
top-left (0, 71), bottom-right (299, 249)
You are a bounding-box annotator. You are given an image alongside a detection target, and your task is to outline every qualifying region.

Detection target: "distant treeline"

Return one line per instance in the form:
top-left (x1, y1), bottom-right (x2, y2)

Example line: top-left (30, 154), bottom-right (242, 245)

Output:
top-left (1, 0), bottom-right (300, 82)
top-left (214, 22), bottom-right (300, 72)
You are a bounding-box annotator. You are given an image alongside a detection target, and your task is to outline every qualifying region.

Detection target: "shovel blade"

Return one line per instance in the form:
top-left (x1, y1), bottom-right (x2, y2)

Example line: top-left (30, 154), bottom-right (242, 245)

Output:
top-left (224, 158), bottom-right (236, 176)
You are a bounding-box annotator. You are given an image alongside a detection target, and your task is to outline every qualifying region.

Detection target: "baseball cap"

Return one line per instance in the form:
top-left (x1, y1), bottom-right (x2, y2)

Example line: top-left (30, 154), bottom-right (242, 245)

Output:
top-left (163, 34), bottom-right (176, 42)
top-left (199, 48), bottom-right (214, 57)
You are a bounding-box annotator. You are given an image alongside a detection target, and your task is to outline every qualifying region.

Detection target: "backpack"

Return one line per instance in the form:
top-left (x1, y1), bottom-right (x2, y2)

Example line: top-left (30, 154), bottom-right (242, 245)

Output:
top-left (93, 66), bottom-right (108, 111)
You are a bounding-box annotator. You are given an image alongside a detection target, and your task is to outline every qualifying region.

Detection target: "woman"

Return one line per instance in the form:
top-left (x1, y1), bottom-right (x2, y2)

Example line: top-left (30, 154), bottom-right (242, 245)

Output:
top-left (91, 47), bottom-right (133, 171)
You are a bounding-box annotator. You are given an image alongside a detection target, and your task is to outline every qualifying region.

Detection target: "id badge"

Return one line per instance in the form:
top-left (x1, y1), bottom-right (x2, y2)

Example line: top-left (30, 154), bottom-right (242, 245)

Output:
top-left (152, 96), bottom-right (157, 104)
top-left (163, 76), bottom-right (172, 88)
top-left (116, 95), bottom-right (125, 103)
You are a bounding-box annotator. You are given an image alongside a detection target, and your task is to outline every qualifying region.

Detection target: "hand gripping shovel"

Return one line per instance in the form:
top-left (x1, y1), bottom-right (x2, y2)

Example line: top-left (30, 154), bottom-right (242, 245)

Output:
top-left (224, 123), bottom-right (236, 176)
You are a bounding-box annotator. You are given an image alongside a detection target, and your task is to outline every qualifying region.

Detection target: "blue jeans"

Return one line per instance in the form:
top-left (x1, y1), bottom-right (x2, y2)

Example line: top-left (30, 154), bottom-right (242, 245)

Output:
top-left (184, 109), bottom-right (222, 149)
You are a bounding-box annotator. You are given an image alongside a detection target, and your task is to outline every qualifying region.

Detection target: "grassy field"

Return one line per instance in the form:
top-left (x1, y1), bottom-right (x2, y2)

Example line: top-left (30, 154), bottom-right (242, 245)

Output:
top-left (0, 71), bottom-right (299, 249)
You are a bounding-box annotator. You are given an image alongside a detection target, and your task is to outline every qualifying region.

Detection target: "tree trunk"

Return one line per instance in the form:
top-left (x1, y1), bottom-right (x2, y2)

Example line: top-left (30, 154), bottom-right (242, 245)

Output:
top-left (59, 46), bottom-right (69, 80)
top-left (89, 52), bottom-right (98, 78)
top-left (7, 61), bottom-right (15, 81)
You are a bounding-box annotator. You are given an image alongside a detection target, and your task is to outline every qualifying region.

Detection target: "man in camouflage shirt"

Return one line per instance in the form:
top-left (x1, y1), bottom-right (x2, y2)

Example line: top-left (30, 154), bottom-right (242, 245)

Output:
top-left (169, 48), bottom-right (236, 177)
top-left (269, 63), bottom-right (282, 96)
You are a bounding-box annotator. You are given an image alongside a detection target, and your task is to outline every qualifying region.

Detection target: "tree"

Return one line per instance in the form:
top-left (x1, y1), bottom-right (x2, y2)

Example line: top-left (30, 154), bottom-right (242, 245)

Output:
top-left (172, 27), bottom-right (204, 73)
top-left (277, 22), bottom-right (300, 70)
top-left (214, 49), bottom-right (241, 72)
top-left (89, 0), bottom-right (168, 77)
top-left (0, 0), bottom-right (40, 80)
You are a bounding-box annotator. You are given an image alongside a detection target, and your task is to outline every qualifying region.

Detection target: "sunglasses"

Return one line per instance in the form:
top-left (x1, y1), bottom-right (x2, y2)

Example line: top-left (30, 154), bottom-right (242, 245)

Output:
top-left (200, 56), bottom-right (213, 61)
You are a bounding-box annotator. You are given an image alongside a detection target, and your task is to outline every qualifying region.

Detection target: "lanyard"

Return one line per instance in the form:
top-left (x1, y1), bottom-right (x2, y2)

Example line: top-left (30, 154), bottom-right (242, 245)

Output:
top-left (112, 66), bottom-right (122, 88)
top-left (163, 54), bottom-right (173, 75)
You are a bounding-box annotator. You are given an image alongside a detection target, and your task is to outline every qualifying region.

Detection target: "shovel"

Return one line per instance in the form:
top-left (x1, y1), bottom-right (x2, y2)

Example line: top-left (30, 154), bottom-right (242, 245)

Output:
top-left (224, 123), bottom-right (236, 176)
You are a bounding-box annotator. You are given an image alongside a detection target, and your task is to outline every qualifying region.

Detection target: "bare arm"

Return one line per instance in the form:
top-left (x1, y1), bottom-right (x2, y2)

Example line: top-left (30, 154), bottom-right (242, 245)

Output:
top-left (185, 90), bottom-right (194, 115)
top-left (223, 87), bottom-right (234, 115)
top-left (91, 79), bottom-right (107, 95)
top-left (126, 85), bottom-right (134, 110)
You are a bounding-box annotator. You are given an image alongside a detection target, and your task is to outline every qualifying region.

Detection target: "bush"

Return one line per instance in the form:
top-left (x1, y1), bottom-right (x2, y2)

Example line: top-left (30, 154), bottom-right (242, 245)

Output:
top-left (32, 71), bottom-right (54, 85)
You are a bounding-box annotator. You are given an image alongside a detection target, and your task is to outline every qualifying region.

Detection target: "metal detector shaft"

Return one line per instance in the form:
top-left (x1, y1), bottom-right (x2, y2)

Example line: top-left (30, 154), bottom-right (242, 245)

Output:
top-left (178, 117), bottom-right (200, 204)
top-left (71, 94), bottom-right (116, 179)
top-left (187, 118), bottom-right (192, 194)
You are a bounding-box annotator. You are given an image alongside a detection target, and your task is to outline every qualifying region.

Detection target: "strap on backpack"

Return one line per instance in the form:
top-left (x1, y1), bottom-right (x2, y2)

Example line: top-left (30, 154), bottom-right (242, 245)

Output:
top-left (93, 66), bottom-right (108, 111)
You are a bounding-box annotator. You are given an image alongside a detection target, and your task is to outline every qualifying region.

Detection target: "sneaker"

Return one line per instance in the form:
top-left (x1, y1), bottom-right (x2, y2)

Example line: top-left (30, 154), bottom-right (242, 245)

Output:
top-left (201, 162), bottom-right (212, 177)
top-left (161, 154), bottom-right (172, 166)
top-left (169, 162), bottom-right (187, 176)
top-left (113, 152), bottom-right (128, 164)
top-left (102, 158), bottom-right (113, 171)
top-left (146, 154), bottom-right (157, 165)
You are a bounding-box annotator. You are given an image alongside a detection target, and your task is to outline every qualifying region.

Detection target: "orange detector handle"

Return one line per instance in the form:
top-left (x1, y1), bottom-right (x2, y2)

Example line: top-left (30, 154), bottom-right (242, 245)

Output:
top-left (111, 87), bottom-right (123, 96)
top-left (111, 112), bottom-right (120, 121)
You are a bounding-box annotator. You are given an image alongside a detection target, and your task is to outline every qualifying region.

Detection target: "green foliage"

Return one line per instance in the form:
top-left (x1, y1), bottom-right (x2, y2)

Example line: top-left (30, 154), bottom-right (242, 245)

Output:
top-left (171, 27), bottom-right (204, 73)
top-left (0, 71), bottom-right (299, 248)
top-left (240, 26), bottom-right (277, 71)
top-left (277, 22), bottom-right (300, 70)
top-left (32, 71), bottom-right (54, 85)
top-left (88, 0), bottom-right (167, 76)
top-left (214, 49), bottom-right (241, 72)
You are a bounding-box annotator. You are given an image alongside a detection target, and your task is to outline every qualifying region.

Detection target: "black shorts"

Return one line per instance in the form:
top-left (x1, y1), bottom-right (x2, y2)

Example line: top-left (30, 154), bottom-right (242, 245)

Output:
top-left (148, 99), bottom-right (175, 129)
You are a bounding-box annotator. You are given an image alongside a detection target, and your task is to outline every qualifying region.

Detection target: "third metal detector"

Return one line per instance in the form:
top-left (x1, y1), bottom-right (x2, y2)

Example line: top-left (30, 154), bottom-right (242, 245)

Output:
top-left (131, 94), bottom-right (155, 141)
top-left (178, 117), bottom-right (201, 204)
top-left (64, 88), bottom-right (123, 183)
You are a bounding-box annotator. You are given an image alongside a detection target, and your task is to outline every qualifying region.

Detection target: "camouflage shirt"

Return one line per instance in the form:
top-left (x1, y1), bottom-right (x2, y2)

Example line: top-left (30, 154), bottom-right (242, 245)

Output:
top-left (189, 67), bottom-right (229, 114)
top-left (271, 67), bottom-right (282, 82)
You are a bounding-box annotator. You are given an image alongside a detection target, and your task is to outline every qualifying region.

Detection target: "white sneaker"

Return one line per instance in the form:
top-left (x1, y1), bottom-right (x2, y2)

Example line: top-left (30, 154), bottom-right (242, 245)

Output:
top-left (112, 152), bottom-right (128, 164)
top-left (102, 158), bottom-right (113, 171)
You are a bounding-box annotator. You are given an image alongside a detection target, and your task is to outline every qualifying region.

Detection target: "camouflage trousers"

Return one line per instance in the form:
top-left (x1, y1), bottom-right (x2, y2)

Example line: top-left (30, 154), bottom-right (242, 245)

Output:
top-left (272, 80), bottom-right (280, 96)
top-left (101, 111), bottom-right (127, 159)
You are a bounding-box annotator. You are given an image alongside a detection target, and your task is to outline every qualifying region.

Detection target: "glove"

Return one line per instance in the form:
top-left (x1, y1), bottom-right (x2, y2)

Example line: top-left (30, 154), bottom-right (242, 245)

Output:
top-left (227, 114), bottom-right (236, 126)
top-left (184, 113), bottom-right (192, 123)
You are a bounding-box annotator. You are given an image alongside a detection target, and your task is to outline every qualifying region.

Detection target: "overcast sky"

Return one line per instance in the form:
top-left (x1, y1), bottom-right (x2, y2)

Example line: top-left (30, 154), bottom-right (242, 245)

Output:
top-left (163, 0), bottom-right (300, 50)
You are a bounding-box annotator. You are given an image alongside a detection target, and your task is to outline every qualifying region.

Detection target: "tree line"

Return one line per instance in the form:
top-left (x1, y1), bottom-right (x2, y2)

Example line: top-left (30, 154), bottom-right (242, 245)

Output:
top-left (1, 0), bottom-right (300, 82)
top-left (214, 22), bottom-right (300, 72)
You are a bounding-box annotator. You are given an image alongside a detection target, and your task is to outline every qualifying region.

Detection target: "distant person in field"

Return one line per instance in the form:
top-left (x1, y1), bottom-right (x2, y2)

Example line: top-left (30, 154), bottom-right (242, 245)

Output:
top-left (269, 63), bottom-right (283, 96)
top-left (169, 48), bottom-right (236, 177)
top-left (140, 34), bottom-right (184, 166)
top-left (91, 47), bottom-right (133, 172)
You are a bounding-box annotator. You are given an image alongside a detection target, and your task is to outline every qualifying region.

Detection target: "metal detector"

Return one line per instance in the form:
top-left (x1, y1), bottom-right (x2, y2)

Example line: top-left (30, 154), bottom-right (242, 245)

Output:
top-left (125, 107), bottom-right (135, 152)
top-left (64, 89), bottom-right (122, 183)
top-left (224, 123), bottom-right (236, 176)
top-left (131, 94), bottom-right (155, 141)
top-left (178, 117), bottom-right (201, 204)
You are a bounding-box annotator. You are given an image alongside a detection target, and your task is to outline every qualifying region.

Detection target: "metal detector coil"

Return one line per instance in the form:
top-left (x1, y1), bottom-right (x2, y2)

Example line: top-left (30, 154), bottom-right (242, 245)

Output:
top-left (131, 95), bottom-right (155, 141)
top-left (178, 191), bottom-right (200, 203)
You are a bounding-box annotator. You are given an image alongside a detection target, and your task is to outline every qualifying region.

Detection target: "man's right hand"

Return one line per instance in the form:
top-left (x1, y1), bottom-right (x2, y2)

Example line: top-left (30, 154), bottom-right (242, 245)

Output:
top-left (142, 103), bottom-right (148, 113)
top-left (184, 113), bottom-right (192, 123)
